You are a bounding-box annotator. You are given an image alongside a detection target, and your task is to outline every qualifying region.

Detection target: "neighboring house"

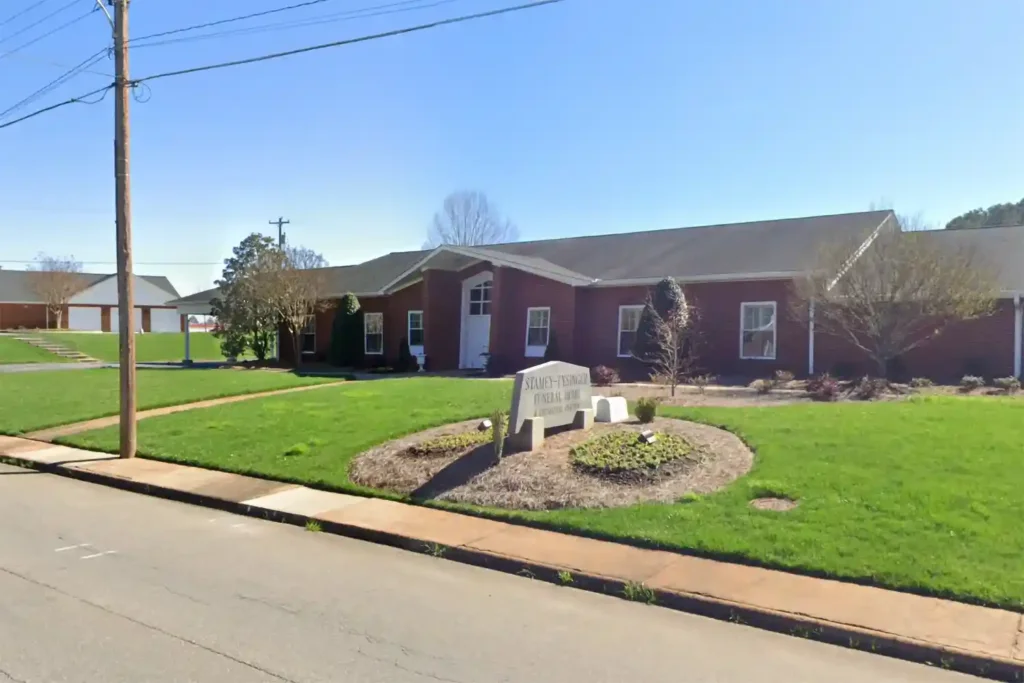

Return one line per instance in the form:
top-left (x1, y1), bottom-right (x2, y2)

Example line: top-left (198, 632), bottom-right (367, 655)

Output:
top-left (169, 210), bottom-right (1024, 380)
top-left (0, 271), bottom-right (182, 332)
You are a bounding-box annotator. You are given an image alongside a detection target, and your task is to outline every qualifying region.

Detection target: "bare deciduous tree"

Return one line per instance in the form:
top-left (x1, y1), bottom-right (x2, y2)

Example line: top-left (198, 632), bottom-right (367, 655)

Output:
top-left (425, 191), bottom-right (519, 247)
top-left (27, 254), bottom-right (85, 329)
top-left (637, 278), bottom-right (695, 397)
top-left (265, 245), bottom-right (329, 366)
top-left (792, 217), bottom-right (1000, 377)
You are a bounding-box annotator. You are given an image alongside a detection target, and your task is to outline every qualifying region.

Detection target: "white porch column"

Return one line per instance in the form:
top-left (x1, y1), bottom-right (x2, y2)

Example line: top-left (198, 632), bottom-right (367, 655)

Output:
top-left (184, 315), bottom-right (191, 363)
top-left (807, 300), bottom-right (815, 376)
top-left (1014, 295), bottom-right (1021, 378)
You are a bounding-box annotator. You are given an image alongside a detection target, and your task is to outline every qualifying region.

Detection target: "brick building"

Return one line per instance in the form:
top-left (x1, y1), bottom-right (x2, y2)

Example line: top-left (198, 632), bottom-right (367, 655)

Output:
top-left (174, 210), bottom-right (1024, 381)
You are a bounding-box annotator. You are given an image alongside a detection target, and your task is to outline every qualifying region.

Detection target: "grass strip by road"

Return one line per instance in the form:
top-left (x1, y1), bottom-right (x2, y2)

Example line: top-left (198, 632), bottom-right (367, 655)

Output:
top-left (0, 368), bottom-right (334, 435)
top-left (0, 336), bottom-right (68, 364)
top-left (61, 383), bottom-right (1024, 610)
top-left (41, 332), bottom-right (239, 363)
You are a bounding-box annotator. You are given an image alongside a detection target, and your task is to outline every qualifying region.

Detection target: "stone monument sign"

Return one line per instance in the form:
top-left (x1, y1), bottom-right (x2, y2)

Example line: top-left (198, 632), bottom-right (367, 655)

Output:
top-left (509, 361), bottom-right (593, 435)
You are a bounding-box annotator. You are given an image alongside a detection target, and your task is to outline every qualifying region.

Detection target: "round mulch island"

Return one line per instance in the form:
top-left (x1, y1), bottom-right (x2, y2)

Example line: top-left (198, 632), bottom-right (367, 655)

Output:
top-left (349, 417), bottom-right (753, 510)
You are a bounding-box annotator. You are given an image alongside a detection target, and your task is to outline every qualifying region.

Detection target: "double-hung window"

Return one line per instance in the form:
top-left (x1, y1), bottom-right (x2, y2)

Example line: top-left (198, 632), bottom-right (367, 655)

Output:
top-left (525, 307), bottom-right (550, 357)
top-left (364, 312), bottom-right (384, 355)
top-left (617, 305), bottom-right (644, 357)
top-left (407, 310), bottom-right (424, 354)
top-left (301, 316), bottom-right (316, 355)
top-left (740, 302), bottom-right (777, 360)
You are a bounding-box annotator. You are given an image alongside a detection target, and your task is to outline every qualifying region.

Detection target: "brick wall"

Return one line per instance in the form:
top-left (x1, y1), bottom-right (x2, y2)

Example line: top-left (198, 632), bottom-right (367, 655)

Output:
top-left (0, 303), bottom-right (48, 329)
top-left (489, 267), bottom-right (576, 373)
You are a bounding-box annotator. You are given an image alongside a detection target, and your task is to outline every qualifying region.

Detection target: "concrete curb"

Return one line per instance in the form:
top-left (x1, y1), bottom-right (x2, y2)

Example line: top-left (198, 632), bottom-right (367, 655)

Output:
top-left (1, 449), bottom-right (1020, 681)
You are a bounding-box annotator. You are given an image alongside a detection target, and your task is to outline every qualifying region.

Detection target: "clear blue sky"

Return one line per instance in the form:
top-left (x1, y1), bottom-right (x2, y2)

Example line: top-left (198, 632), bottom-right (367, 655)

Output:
top-left (2, 0), bottom-right (1023, 296)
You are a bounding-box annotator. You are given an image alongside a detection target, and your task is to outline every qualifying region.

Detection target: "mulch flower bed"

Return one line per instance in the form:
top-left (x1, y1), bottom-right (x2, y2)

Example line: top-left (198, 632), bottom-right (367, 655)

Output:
top-left (349, 417), bottom-right (753, 511)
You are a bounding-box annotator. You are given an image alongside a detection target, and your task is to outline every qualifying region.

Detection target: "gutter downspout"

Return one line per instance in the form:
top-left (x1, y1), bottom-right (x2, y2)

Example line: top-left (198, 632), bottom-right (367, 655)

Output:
top-left (808, 300), bottom-right (815, 376)
top-left (1014, 294), bottom-right (1021, 378)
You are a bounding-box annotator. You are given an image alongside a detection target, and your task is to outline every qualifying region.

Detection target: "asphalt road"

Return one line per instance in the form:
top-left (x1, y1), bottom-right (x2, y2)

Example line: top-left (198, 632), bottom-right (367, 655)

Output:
top-left (0, 463), bottom-right (978, 683)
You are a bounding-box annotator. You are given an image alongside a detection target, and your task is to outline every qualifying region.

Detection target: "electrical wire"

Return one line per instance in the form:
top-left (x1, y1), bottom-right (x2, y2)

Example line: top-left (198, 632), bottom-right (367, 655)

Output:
top-left (129, 0), bottom-right (342, 44)
top-left (132, 0), bottom-right (564, 85)
top-left (0, 83), bottom-right (111, 131)
top-left (0, 0), bottom-right (62, 28)
top-left (3, 50), bottom-right (112, 77)
top-left (0, 0), bottom-right (86, 47)
top-left (0, 47), bottom-right (110, 121)
top-left (131, 0), bottom-right (465, 51)
top-left (0, 0), bottom-right (565, 133)
top-left (0, 260), bottom-right (221, 265)
top-left (0, 8), bottom-right (99, 63)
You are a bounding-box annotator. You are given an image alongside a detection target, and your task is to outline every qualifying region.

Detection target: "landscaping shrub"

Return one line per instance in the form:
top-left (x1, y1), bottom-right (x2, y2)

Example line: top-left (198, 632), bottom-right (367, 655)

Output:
top-left (570, 431), bottom-right (692, 478)
top-left (960, 375), bottom-right (986, 393)
top-left (328, 294), bottom-right (363, 367)
top-left (774, 370), bottom-right (795, 385)
top-left (829, 361), bottom-right (857, 380)
top-left (635, 397), bottom-right (658, 423)
top-left (482, 353), bottom-right (510, 378)
top-left (543, 330), bottom-right (561, 362)
top-left (691, 374), bottom-right (714, 394)
top-left (408, 430), bottom-right (491, 457)
top-left (807, 373), bottom-right (840, 402)
top-left (853, 376), bottom-right (889, 401)
top-left (591, 365), bottom-right (619, 387)
top-left (994, 376), bottom-right (1021, 394)
top-left (751, 378), bottom-right (773, 394)
top-left (962, 358), bottom-right (989, 380)
top-left (395, 337), bottom-right (419, 373)
top-left (909, 377), bottom-right (934, 389)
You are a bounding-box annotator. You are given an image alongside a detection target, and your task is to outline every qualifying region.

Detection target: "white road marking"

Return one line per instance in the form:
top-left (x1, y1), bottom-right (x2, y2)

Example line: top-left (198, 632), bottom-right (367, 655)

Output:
top-left (80, 550), bottom-right (117, 560)
top-left (55, 544), bottom-right (90, 552)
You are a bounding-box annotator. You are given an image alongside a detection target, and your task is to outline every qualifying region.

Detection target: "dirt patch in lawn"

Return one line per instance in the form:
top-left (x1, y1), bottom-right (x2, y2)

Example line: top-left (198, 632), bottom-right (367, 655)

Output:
top-left (750, 497), bottom-right (799, 511)
top-left (349, 418), bottom-right (753, 510)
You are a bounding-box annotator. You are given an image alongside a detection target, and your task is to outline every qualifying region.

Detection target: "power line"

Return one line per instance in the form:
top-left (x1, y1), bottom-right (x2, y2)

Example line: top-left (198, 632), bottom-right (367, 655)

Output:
top-left (3, 50), bottom-right (112, 77)
top-left (0, 83), bottom-right (111, 131)
top-left (129, 0), bottom-right (342, 44)
top-left (0, 8), bottom-right (99, 63)
top-left (0, 260), bottom-right (221, 266)
top-left (0, 0), bottom-right (564, 133)
top-left (0, 0), bottom-right (62, 28)
top-left (131, 0), bottom-right (465, 51)
top-left (132, 0), bottom-right (564, 85)
top-left (0, 47), bottom-right (110, 121)
top-left (0, 0), bottom-right (85, 47)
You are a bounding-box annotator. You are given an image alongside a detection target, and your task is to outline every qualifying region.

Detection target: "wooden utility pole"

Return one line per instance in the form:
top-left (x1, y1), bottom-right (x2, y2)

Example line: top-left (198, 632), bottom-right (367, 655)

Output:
top-left (270, 216), bottom-right (290, 247)
top-left (113, 0), bottom-right (136, 458)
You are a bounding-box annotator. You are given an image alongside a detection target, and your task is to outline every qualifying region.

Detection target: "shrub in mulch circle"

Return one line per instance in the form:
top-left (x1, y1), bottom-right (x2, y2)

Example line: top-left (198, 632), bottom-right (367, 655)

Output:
top-left (571, 431), bottom-right (693, 479)
top-left (909, 377), bottom-right (934, 389)
top-left (993, 376), bottom-right (1020, 394)
top-left (406, 430), bottom-right (491, 458)
top-left (635, 397), bottom-right (658, 423)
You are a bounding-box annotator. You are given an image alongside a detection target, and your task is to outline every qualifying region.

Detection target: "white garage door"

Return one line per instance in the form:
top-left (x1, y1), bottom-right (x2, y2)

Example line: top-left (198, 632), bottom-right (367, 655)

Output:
top-left (110, 307), bottom-right (144, 333)
top-left (68, 307), bottom-right (102, 331)
top-left (150, 308), bottom-right (180, 333)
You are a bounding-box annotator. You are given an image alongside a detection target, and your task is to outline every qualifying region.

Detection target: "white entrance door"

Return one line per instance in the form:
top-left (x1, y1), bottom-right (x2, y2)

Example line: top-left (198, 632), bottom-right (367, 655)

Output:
top-left (461, 273), bottom-right (492, 369)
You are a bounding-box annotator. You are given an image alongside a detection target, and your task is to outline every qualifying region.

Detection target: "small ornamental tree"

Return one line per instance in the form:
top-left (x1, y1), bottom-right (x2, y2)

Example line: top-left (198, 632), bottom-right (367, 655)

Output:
top-left (634, 277), bottom-right (695, 396)
top-left (27, 254), bottom-right (85, 329)
top-left (328, 293), bottom-right (363, 367)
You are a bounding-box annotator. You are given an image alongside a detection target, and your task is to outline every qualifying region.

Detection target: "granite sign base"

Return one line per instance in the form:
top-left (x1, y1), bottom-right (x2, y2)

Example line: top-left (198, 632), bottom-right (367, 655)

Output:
top-left (510, 409), bottom-right (595, 453)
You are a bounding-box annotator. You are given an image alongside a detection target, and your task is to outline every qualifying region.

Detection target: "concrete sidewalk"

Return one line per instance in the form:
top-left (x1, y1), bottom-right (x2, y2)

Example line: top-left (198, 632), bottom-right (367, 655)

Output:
top-left (0, 434), bottom-right (1020, 681)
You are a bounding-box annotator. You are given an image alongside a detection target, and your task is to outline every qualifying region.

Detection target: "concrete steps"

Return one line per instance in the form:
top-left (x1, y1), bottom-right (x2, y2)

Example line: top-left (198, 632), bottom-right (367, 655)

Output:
top-left (0, 332), bottom-right (98, 363)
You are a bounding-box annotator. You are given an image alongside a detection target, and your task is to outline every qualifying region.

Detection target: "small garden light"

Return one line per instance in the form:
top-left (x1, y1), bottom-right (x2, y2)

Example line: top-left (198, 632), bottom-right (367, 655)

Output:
top-left (638, 430), bottom-right (657, 444)
top-left (477, 419), bottom-right (493, 431)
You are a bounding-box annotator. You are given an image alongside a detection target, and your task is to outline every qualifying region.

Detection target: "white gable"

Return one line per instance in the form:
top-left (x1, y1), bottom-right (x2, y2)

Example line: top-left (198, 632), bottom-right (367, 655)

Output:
top-left (70, 275), bottom-right (175, 307)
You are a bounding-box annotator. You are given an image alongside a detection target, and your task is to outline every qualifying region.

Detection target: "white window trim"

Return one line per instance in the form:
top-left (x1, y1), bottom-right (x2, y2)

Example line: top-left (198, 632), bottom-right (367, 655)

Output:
top-left (524, 306), bottom-right (550, 358)
top-left (364, 311), bottom-right (384, 356)
top-left (617, 305), bottom-right (645, 358)
top-left (407, 310), bottom-right (424, 356)
top-left (739, 301), bottom-right (777, 360)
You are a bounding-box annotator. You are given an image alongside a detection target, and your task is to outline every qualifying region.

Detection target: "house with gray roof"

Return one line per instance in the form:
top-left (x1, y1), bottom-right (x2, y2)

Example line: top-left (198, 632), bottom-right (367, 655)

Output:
top-left (169, 209), bottom-right (1024, 379)
top-left (0, 270), bottom-right (181, 333)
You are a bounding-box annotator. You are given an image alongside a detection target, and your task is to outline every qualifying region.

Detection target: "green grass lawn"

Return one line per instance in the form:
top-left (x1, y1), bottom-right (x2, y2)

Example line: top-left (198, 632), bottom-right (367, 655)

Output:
top-left (60, 386), bottom-right (1024, 610)
top-left (42, 332), bottom-right (239, 363)
top-left (0, 368), bottom-right (335, 434)
top-left (0, 336), bottom-right (68, 364)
